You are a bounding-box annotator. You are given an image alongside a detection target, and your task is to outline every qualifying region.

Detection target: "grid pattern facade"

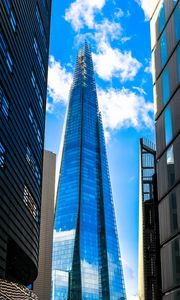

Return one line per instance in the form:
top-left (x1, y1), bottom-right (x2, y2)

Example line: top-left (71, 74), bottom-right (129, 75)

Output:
top-left (52, 42), bottom-right (126, 300)
top-left (151, 0), bottom-right (180, 298)
top-left (0, 0), bottom-right (51, 285)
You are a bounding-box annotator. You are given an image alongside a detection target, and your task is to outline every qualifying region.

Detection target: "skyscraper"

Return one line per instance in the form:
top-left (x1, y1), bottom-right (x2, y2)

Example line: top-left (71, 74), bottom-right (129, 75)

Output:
top-left (52, 42), bottom-right (126, 300)
top-left (138, 138), bottom-right (161, 300)
top-left (150, 0), bottom-right (180, 299)
top-left (0, 0), bottom-right (51, 288)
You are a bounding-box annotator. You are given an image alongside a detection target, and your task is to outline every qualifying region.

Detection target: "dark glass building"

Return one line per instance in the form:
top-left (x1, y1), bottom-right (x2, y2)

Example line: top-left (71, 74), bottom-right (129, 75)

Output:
top-left (151, 0), bottom-right (180, 299)
top-left (138, 138), bottom-right (161, 300)
top-left (52, 42), bottom-right (126, 300)
top-left (0, 0), bottom-right (51, 286)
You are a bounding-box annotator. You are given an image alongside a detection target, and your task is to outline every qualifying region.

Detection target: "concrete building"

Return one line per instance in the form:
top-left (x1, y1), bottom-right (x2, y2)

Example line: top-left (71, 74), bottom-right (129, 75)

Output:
top-left (33, 151), bottom-right (56, 300)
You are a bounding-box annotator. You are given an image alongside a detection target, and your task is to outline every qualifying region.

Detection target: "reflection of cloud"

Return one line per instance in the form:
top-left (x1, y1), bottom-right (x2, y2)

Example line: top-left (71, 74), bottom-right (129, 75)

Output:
top-left (81, 260), bottom-right (99, 294)
top-left (53, 229), bottom-right (75, 242)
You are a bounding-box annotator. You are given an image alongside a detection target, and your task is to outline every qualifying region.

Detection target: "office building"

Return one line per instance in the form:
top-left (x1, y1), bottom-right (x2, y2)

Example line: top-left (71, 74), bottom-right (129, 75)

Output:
top-left (33, 150), bottom-right (56, 300)
top-left (150, 0), bottom-right (180, 298)
top-left (51, 42), bottom-right (126, 300)
top-left (138, 138), bottom-right (161, 300)
top-left (0, 0), bottom-right (52, 287)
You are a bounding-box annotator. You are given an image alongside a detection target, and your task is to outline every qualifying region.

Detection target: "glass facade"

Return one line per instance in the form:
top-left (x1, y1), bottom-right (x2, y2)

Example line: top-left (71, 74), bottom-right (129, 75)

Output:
top-left (52, 42), bottom-right (126, 300)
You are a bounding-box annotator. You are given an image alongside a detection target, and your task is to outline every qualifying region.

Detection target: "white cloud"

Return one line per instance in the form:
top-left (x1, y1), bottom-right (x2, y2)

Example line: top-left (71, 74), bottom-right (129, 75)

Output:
top-left (65, 0), bottom-right (106, 31)
top-left (94, 19), bottom-right (122, 42)
top-left (47, 56), bottom-right (73, 110)
top-left (97, 87), bottom-right (154, 132)
top-left (136, 0), bottom-right (157, 20)
top-left (133, 86), bottom-right (146, 95)
top-left (93, 42), bottom-right (141, 82)
top-left (121, 36), bottom-right (132, 44)
top-left (144, 59), bottom-right (152, 74)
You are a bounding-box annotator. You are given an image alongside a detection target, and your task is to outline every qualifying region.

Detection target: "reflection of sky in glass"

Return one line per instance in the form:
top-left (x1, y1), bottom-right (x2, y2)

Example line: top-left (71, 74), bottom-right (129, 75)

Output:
top-left (162, 68), bottom-right (170, 106)
top-left (164, 105), bottom-right (173, 145)
top-left (51, 43), bottom-right (126, 299)
top-left (167, 145), bottom-right (174, 165)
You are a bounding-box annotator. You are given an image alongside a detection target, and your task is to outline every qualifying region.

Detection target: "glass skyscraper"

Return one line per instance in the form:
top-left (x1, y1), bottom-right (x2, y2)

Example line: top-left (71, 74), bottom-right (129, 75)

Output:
top-left (52, 42), bottom-right (126, 300)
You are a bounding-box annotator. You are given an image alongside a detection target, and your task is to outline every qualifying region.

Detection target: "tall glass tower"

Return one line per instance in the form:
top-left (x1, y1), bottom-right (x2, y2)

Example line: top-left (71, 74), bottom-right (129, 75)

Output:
top-left (52, 42), bottom-right (126, 300)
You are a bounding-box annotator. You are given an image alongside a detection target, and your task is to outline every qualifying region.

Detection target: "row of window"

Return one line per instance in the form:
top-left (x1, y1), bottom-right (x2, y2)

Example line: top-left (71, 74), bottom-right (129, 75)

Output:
top-left (31, 71), bottom-right (43, 109)
top-left (34, 37), bottom-right (45, 81)
top-left (29, 107), bottom-right (42, 148)
top-left (0, 32), bottom-right (13, 72)
top-left (160, 5), bottom-right (180, 69)
top-left (23, 185), bottom-right (38, 222)
top-left (36, 6), bottom-right (46, 49)
top-left (2, 0), bottom-right (16, 32)
top-left (26, 145), bottom-right (41, 185)
top-left (0, 86), bottom-right (9, 119)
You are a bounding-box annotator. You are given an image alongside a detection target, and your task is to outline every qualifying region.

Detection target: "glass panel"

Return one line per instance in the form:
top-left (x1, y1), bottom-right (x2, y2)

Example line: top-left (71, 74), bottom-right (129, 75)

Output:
top-left (0, 142), bottom-right (5, 168)
top-left (162, 67), bottom-right (170, 105)
top-left (164, 105), bottom-right (173, 145)
top-left (172, 238), bottom-right (180, 285)
top-left (174, 5), bottom-right (180, 42)
top-left (160, 31), bottom-right (167, 67)
top-left (178, 45), bottom-right (180, 82)
top-left (169, 192), bottom-right (178, 234)
top-left (159, 2), bottom-right (166, 34)
top-left (166, 145), bottom-right (175, 187)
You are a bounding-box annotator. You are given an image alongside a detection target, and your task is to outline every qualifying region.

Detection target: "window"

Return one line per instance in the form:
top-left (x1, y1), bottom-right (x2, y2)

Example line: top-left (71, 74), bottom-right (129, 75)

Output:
top-left (26, 146), bottom-right (41, 185)
top-left (2, 0), bottom-right (16, 32)
top-left (36, 6), bottom-right (46, 48)
top-left (0, 142), bottom-right (5, 168)
top-left (31, 71), bottom-right (43, 109)
top-left (164, 105), bottom-right (173, 145)
top-left (178, 45), bottom-right (180, 82)
top-left (0, 86), bottom-right (9, 119)
top-left (34, 37), bottom-right (45, 80)
top-left (166, 145), bottom-right (175, 187)
top-left (0, 31), bottom-right (13, 72)
top-left (174, 5), bottom-right (180, 42)
top-left (162, 67), bottom-right (170, 105)
top-left (160, 31), bottom-right (167, 67)
top-left (29, 107), bottom-right (42, 147)
top-left (2, 0), bottom-right (10, 15)
top-left (23, 185), bottom-right (39, 222)
top-left (10, 10), bottom-right (16, 32)
top-left (159, 2), bottom-right (166, 34)
top-left (169, 192), bottom-right (178, 234)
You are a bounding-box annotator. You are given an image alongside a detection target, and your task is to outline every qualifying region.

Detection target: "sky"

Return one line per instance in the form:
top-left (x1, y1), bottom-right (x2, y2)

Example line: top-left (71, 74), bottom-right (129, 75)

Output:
top-left (45, 1), bottom-right (156, 299)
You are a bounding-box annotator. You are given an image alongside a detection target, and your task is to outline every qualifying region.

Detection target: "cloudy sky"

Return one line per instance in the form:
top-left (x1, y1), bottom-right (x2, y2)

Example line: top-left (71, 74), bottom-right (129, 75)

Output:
top-left (45, 1), bottom-right (155, 299)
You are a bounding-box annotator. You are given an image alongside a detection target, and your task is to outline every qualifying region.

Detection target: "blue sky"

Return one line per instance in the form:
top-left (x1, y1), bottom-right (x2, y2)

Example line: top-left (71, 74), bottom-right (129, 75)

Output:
top-left (45, 1), bottom-right (156, 299)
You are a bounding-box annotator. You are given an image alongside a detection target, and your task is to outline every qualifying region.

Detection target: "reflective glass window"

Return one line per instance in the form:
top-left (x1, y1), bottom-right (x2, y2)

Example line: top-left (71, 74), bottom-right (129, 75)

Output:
top-left (160, 31), bottom-right (167, 67)
top-left (23, 185), bottom-right (39, 222)
top-left (159, 2), bottom-right (166, 34)
top-left (0, 142), bottom-right (5, 168)
top-left (2, 0), bottom-right (16, 31)
top-left (172, 238), bottom-right (180, 285)
top-left (162, 67), bottom-right (170, 105)
top-left (169, 192), bottom-right (178, 234)
top-left (178, 45), bottom-right (180, 82)
top-left (0, 86), bottom-right (9, 119)
top-left (174, 5), bottom-right (180, 42)
top-left (26, 146), bottom-right (41, 185)
top-left (164, 105), bottom-right (173, 145)
top-left (166, 145), bottom-right (175, 187)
